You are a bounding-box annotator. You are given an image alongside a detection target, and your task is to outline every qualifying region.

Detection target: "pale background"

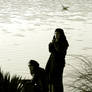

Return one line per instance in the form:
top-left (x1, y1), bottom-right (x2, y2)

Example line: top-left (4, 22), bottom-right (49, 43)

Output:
top-left (0, 0), bottom-right (92, 91)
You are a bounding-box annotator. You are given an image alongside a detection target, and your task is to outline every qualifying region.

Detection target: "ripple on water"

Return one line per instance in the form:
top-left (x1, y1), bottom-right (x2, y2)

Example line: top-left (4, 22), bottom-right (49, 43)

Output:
top-left (82, 47), bottom-right (92, 50)
top-left (13, 34), bottom-right (25, 37)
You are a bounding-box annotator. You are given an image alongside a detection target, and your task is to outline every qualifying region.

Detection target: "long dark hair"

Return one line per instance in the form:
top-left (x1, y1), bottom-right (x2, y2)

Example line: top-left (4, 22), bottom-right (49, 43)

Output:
top-left (55, 28), bottom-right (69, 46)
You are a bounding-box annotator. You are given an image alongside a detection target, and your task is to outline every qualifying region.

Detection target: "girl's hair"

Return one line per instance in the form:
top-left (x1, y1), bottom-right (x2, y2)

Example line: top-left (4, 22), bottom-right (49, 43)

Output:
top-left (55, 28), bottom-right (64, 35)
top-left (55, 28), bottom-right (66, 40)
top-left (55, 28), bottom-right (69, 46)
top-left (28, 60), bottom-right (39, 68)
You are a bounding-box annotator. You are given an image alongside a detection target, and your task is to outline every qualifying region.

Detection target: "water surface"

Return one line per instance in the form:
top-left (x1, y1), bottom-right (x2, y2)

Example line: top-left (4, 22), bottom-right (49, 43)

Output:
top-left (0, 0), bottom-right (92, 91)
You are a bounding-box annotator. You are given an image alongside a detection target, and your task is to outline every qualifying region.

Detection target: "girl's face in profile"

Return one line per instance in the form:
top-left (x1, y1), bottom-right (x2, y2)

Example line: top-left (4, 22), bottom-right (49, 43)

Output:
top-left (29, 65), bottom-right (35, 75)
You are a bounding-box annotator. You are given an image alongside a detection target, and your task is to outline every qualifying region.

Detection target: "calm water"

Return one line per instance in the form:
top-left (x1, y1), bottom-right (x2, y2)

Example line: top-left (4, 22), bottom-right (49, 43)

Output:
top-left (0, 0), bottom-right (92, 91)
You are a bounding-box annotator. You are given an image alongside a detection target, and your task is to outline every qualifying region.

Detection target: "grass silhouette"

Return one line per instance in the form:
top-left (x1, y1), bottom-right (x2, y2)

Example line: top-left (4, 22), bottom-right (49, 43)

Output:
top-left (66, 55), bottom-right (92, 92)
top-left (0, 69), bottom-right (36, 92)
top-left (0, 69), bottom-right (22, 92)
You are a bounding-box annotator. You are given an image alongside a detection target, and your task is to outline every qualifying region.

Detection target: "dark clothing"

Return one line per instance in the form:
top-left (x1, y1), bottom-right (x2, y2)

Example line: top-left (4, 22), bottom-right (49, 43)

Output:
top-left (45, 38), bottom-right (69, 92)
top-left (32, 67), bottom-right (48, 92)
top-left (21, 80), bottom-right (35, 92)
top-left (22, 68), bottom-right (48, 92)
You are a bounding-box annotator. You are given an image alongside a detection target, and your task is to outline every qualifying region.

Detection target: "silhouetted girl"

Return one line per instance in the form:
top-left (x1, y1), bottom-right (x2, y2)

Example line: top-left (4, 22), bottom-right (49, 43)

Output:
top-left (45, 28), bottom-right (69, 92)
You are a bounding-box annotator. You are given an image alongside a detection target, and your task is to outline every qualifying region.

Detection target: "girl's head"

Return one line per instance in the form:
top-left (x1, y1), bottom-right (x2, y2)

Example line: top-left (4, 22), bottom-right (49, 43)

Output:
top-left (55, 28), bottom-right (66, 41)
top-left (28, 60), bottom-right (39, 75)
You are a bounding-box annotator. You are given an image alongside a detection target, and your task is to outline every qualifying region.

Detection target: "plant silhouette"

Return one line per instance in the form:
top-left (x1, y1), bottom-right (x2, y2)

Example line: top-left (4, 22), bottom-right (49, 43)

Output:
top-left (0, 69), bottom-right (22, 92)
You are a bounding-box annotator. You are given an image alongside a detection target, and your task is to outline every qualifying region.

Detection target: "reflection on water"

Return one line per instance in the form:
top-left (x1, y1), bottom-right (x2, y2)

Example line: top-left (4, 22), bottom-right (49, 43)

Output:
top-left (0, 0), bottom-right (92, 87)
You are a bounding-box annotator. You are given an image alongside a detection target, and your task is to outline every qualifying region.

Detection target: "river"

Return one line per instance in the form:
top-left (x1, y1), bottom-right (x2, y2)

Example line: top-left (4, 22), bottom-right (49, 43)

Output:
top-left (0, 0), bottom-right (92, 91)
